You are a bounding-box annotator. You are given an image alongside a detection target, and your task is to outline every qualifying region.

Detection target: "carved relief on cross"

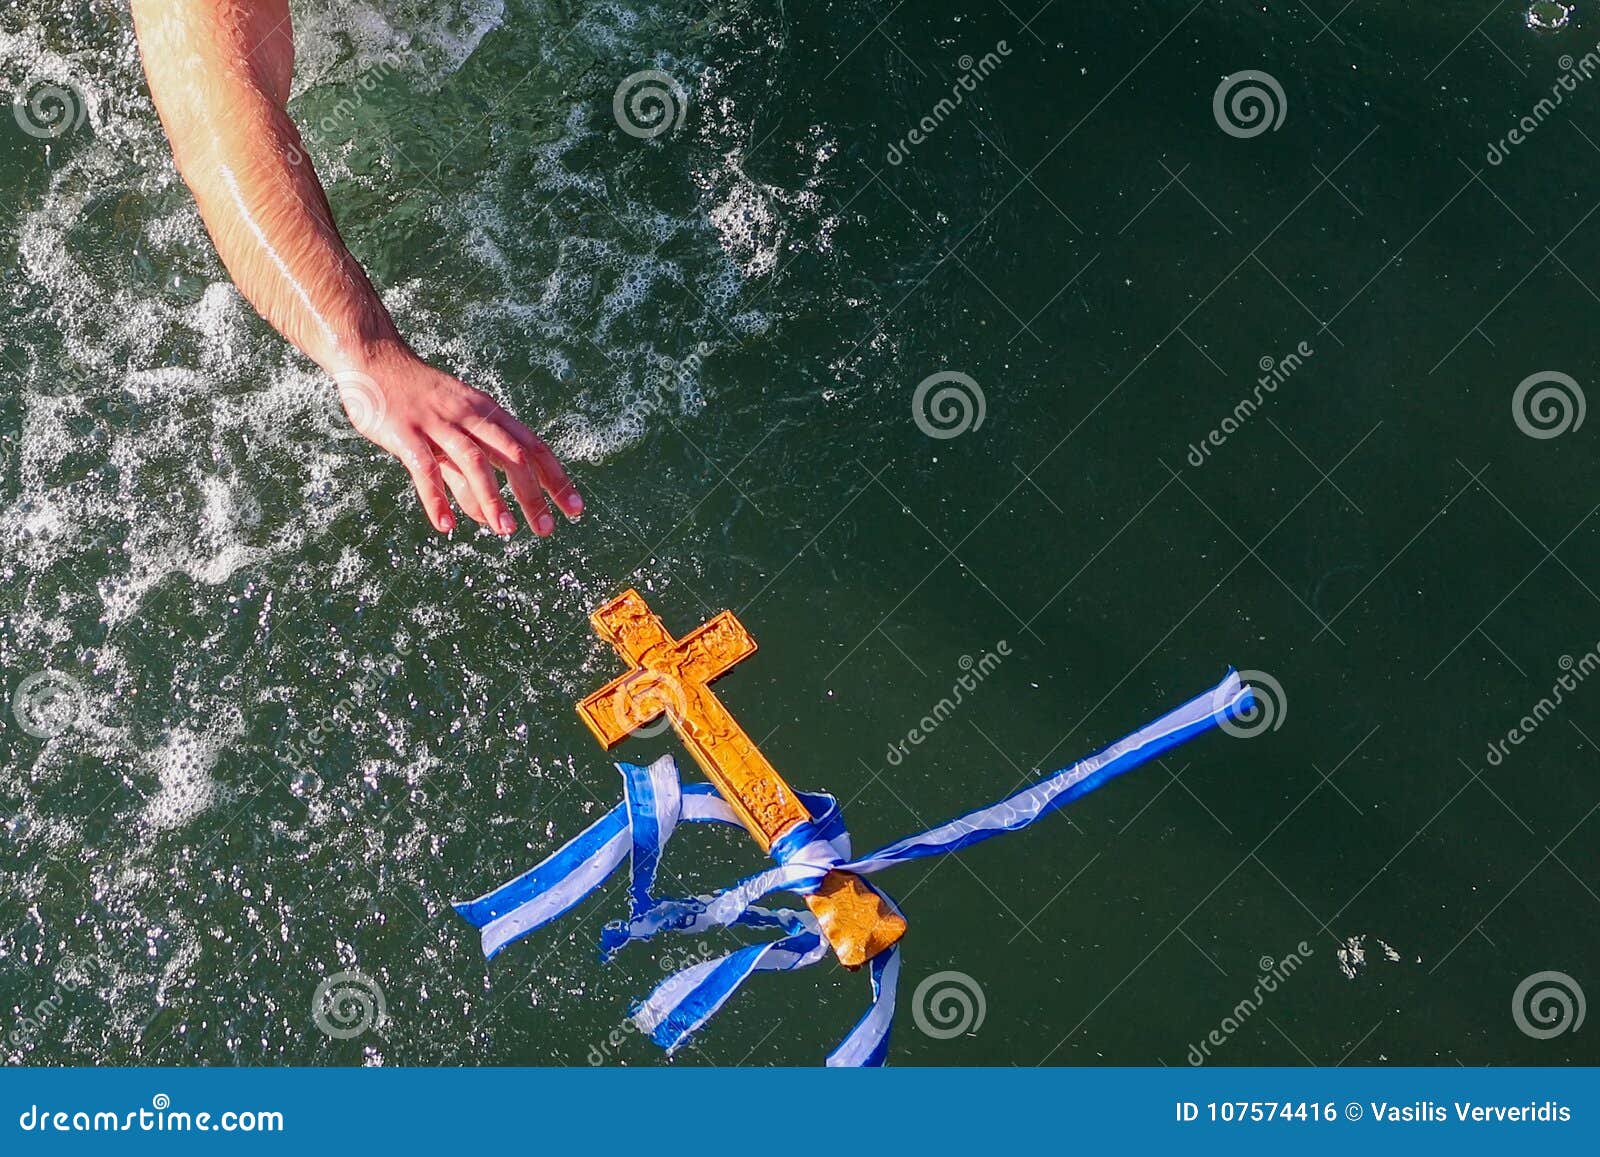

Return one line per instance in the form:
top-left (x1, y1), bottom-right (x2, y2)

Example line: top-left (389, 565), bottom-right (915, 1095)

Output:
top-left (578, 589), bottom-right (906, 966)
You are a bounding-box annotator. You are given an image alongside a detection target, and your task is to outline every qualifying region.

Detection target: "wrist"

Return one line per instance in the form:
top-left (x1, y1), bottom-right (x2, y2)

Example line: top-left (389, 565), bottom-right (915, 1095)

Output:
top-left (323, 332), bottom-right (420, 382)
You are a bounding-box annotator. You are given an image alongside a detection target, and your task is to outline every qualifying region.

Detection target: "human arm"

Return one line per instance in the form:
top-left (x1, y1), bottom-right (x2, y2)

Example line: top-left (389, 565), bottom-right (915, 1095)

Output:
top-left (130, 0), bottom-right (581, 535)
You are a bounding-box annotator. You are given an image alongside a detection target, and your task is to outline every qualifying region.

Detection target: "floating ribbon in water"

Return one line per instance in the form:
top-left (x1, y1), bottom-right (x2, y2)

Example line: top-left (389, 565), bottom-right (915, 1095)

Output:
top-left (455, 669), bottom-right (1254, 1065)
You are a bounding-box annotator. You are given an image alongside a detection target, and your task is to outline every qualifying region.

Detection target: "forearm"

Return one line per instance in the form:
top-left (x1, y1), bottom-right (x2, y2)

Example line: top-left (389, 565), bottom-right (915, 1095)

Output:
top-left (132, 0), bottom-right (581, 537)
top-left (131, 0), bottom-right (402, 376)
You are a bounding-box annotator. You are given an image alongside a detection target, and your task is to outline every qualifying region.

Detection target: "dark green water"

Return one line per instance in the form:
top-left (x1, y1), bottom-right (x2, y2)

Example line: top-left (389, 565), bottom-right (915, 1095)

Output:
top-left (2, 0), bottom-right (1598, 1066)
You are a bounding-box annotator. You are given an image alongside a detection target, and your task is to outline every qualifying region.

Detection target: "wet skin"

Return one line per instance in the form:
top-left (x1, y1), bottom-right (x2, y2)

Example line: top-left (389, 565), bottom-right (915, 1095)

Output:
top-left (130, 0), bottom-right (582, 537)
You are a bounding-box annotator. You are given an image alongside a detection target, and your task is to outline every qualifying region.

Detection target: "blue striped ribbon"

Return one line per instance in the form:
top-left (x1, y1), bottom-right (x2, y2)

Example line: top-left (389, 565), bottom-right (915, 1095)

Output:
top-left (454, 669), bottom-right (1254, 1065)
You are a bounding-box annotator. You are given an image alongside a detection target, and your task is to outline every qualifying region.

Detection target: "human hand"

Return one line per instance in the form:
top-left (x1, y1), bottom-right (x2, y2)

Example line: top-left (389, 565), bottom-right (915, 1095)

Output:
top-left (132, 0), bottom-right (581, 540)
top-left (336, 342), bottom-right (582, 536)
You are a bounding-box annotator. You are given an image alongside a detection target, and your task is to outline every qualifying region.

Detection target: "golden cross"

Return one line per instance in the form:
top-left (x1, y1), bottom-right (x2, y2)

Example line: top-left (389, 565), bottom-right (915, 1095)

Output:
top-left (577, 589), bottom-right (907, 967)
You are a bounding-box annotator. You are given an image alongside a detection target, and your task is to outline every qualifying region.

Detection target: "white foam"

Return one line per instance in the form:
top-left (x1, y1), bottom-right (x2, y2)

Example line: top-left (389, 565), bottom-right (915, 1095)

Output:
top-left (141, 721), bottom-right (238, 832)
top-left (0, 0), bottom-right (834, 1062)
top-left (290, 0), bottom-right (507, 94)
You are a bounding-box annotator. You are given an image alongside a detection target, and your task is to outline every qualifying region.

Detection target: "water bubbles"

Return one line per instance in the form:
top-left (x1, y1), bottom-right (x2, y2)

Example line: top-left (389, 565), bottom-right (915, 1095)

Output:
top-left (1527, 1), bottom-right (1574, 29)
top-left (141, 725), bottom-right (233, 832)
top-left (0, 0), bottom-right (805, 1069)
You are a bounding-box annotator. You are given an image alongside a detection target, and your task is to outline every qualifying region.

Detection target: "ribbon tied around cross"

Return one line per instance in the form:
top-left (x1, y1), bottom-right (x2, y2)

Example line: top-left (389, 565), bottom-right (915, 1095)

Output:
top-left (454, 660), bottom-right (1254, 1065)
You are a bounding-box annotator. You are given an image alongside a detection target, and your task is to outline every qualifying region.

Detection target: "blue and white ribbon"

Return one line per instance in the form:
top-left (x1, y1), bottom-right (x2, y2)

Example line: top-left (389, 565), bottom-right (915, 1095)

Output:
top-left (455, 669), bottom-right (1254, 1065)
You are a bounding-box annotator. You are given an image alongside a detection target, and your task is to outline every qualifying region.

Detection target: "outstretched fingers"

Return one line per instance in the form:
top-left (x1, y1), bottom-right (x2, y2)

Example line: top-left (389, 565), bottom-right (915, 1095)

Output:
top-left (530, 433), bottom-right (583, 520)
top-left (486, 412), bottom-right (582, 520)
top-left (470, 418), bottom-right (557, 536)
top-left (396, 406), bottom-right (580, 537)
top-left (438, 458), bottom-right (488, 527)
top-left (396, 433), bottom-right (455, 534)
top-left (439, 429), bottom-right (515, 536)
